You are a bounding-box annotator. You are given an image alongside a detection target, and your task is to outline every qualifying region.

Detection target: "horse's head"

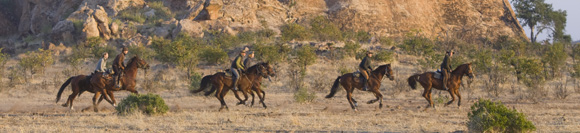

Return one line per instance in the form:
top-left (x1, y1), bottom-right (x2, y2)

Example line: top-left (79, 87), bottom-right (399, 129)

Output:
top-left (263, 62), bottom-right (276, 77)
top-left (376, 64), bottom-right (394, 81)
top-left (256, 63), bottom-right (272, 78)
top-left (453, 63), bottom-right (474, 79)
top-left (130, 56), bottom-right (150, 69)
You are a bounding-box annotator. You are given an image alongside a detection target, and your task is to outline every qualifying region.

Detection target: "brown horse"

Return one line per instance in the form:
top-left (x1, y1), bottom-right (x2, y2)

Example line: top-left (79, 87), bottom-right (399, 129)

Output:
top-left (407, 63), bottom-right (474, 110)
top-left (325, 64), bottom-right (395, 111)
top-left (91, 56), bottom-right (150, 107)
top-left (56, 73), bottom-right (114, 112)
top-left (191, 62), bottom-right (272, 111)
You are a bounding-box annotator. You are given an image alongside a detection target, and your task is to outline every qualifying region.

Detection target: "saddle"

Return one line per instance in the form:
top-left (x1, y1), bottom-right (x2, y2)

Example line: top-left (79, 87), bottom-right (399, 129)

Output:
top-left (433, 70), bottom-right (443, 79)
top-left (223, 69), bottom-right (242, 78)
top-left (352, 70), bottom-right (365, 82)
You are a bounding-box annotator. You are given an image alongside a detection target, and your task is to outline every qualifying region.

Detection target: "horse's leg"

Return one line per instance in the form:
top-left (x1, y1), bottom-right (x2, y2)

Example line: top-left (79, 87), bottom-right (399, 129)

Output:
top-left (422, 85), bottom-right (431, 109)
top-left (65, 92), bottom-right (78, 110)
top-left (232, 89), bottom-right (245, 105)
top-left (92, 92), bottom-right (101, 112)
top-left (445, 89), bottom-right (456, 107)
top-left (249, 89), bottom-right (255, 107)
top-left (97, 90), bottom-right (115, 107)
top-left (455, 89), bottom-right (462, 107)
top-left (219, 86), bottom-right (230, 111)
top-left (255, 85), bottom-right (267, 109)
top-left (367, 89), bottom-right (384, 109)
top-left (345, 87), bottom-right (357, 111)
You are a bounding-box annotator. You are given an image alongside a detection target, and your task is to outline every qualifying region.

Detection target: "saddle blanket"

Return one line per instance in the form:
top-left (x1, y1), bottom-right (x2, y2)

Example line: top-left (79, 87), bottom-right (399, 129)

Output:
top-left (433, 70), bottom-right (443, 79)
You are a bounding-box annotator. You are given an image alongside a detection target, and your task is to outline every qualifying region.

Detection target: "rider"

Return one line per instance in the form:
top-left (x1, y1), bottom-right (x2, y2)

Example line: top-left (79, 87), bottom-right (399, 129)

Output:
top-left (359, 51), bottom-right (373, 91)
top-left (441, 50), bottom-right (453, 91)
top-left (113, 47), bottom-right (129, 88)
top-left (244, 51), bottom-right (254, 68)
top-left (231, 50), bottom-right (246, 91)
top-left (95, 52), bottom-right (108, 75)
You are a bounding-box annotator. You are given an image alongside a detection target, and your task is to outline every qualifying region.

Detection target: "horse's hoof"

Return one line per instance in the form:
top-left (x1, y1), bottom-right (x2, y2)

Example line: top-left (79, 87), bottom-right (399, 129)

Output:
top-left (113, 104), bottom-right (117, 107)
top-left (354, 103), bottom-right (358, 107)
top-left (367, 101), bottom-right (373, 104)
top-left (61, 104), bottom-right (68, 107)
top-left (379, 104), bottom-right (383, 109)
top-left (353, 109), bottom-right (358, 112)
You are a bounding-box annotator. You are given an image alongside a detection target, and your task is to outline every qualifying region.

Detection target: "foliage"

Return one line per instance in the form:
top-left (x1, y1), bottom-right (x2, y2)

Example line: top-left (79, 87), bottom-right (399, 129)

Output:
top-left (400, 33), bottom-right (434, 56)
top-left (542, 42), bottom-right (567, 77)
top-left (151, 35), bottom-right (201, 78)
top-left (310, 16), bottom-right (343, 41)
top-left (294, 87), bottom-right (316, 103)
top-left (116, 93), bottom-right (169, 115)
top-left (469, 49), bottom-right (493, 74)
top-left (372, 50), bottom-right (394, 63)
top-left (342, 41), bottom-right (361, 58)
top-left (343, 30), bottom-right (371, 43)
top-left (204, 30), bottom-right (239, 50)
top-left (70, 19), bottom-right (85, 35)
top-left (513, 57), bottom-right (544, 87)
top-left (199, 46), bottom-right (228, 65)
top-left (147, 1), bottom-right (175, 21)
top-left (128, 45), bottom-right (157, 61)
top-left (118, 7), bottom-right (146, 23)
top-left (467, 99), bottom-right (536, 132)
top-left (63, 45), bottom-right (90, 75)
top-left (188, 72), bottom-right (203, 93)
top-left (253, 43), bottom-right (290, 64)
top-left (572, 63), bottom-right (580, 79)
top-left (237, 29), bottom-right (276, 44)
top-left (378, 36), bottom-right (395, 48)
top-left (0, 48), bottom-right (7, 83)
top-left (512, 0), bottom-right (566, 43)
top-left (418, 53), bottom-right (444, 71)
top-left (281, 23), bottom-right (311, 42)
top-left (294, 45), bottom-right (317, 74)
top-left (18, 49), bottom-right (54, 80)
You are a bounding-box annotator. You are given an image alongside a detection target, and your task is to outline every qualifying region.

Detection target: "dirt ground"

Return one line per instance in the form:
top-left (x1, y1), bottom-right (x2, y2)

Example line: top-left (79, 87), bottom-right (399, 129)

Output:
top-left (1, 58), bottom-right (580, 132)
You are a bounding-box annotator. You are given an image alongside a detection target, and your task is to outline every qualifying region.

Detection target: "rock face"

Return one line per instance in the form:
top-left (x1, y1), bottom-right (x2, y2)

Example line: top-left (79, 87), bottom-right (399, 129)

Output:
top-left (1, 0), bottom-right (528, 43)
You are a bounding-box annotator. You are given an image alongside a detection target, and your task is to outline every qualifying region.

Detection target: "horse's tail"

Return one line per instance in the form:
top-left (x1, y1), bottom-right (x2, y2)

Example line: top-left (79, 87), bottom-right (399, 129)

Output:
top-left (325, 76), bottom-right (342, 98)
top-left (191, 75), bottom-right (213, 94)
top-left (56, 77), bottom-right (74, 103)
top-left (408, 74), bottom-right (420, 90)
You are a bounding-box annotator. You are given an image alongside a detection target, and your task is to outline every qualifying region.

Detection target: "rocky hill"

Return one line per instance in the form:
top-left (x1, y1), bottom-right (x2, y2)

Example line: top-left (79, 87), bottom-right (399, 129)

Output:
top-left (0, 0), bottom-right (527, 47)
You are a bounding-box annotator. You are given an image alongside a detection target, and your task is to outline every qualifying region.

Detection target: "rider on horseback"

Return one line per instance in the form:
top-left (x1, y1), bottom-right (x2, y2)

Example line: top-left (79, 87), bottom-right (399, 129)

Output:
top-left (95, 52), bottom-right (109, 77)
top-left (359, 51), bottom-right (373, 91)
top-left (113, 47), bottom-right (128, 88)
top-left (244, 51), bottom-right (254, 68)
top-left (231, 50), bottom-right (246, 91)
top-left (441, 50), bottom-right (454, 91)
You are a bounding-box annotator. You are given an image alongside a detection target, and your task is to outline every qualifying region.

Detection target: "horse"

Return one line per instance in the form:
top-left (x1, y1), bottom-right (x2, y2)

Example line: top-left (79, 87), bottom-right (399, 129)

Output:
top-left (90, 56), bottom-right (150, 107)
top-left (56, 73), bottom-right (115, 112)
top-left (325, 64), bottom-right (395, 111)
top-left (191, 62), bottom-right (272, 111)
top-left (407, 63), bottom-right (474, 110)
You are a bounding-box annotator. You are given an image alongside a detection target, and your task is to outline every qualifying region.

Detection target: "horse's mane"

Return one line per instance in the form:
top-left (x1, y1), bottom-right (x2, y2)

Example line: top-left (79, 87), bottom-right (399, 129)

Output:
top-left (372, 64), bottom-right (389, 73)
top-left (451, 63), bottom-right (470, 73)
top-left (126, 56), bottom-right (139, 66)
top-left (246, 62), bottom-right (267, 72)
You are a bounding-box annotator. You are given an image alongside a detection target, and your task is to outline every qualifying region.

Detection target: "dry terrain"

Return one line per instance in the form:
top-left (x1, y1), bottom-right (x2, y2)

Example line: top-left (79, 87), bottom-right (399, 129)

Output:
top-left (0, 58), bottom-right (579, 132)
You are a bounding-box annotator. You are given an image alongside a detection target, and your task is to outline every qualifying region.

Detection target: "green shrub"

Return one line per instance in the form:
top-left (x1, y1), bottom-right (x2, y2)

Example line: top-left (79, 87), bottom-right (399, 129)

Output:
top-left (0, 48), bottom-right (8, 83)
top-left (70, 19), bottom-right (85, 34)
top-left (573, 63), bottom-right (580, 78)
top-left (378, 36), bottom-right (395, 48)
top-left (373, 50), bottom-right (394, 63)
top-left (238, 29), bottom-right (276, 44)
top-left (63, 45), bottom-right (90, 75)
top-left (400, 34), bottom-right (434, 56)
top-left (418, 52), bottom-right (444, 71)
top-left (294, 87), bottom-right (316, 103)
top-left (542, 42), bottom-right (567, 77)
top-left (513, 57), bottom-right (544, 87)
top-left (199, 46), bottom-right (228, 65)
top-left (469, 49), bottom-right (493, 74)
top-left (253, 43), bottom-right (290, 64)
top-left (204, 30), bottom-right (239, 50)
top-left (467, 99), bottom-right (536, 132)
top-left (281, 23), bottom-right (311, 42)
top-left (116, 93), bottom-right (169, 115)
top-left (343, 41), bottom-right (361, 58)
top-left (343, 30), bottom-right (372, 43)
top-left (310, 16), bottom-right (342, 41)
top-left (18, 49), bottom-right (54, 80)
top-left (147, 1), bottom-right (174, 21)
top-left (128, 45), bottom-right (156, 61)
top-left (151, 35), bottom-right (201, 79)
top-left (188, 72), bottom-right (203, 93)
top-left (118, 7), bottom-right (146, 23)
top-left (294, 45), bottom-right (317, 73)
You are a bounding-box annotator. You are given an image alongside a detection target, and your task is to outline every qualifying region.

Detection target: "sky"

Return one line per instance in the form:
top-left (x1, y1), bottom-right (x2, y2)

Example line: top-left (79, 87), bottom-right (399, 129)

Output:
top-left (512, 0), bottom-right (580, 42)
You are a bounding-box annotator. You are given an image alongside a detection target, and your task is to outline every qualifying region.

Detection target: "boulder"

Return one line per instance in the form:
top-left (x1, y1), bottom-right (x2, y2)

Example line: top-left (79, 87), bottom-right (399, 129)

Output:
top-left (144, 9), bottom-right (156, 18)
top-left (51, 20), bottom-right (75, 42)
top-left (172, 19), bottom-right (204, 38)
top-left (82, 15), bottom-right (100, 39)
top-left (110, 22), bottom-right (119, 35)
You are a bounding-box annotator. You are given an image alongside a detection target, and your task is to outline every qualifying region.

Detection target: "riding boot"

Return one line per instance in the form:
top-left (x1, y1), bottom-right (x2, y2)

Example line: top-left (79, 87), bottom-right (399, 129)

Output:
top-left (443, 72), bottom-right (449, 91)
top-left (115, 73), bottom-right (122, 88)
top-left (362, 77), bottom-right (368, 91)
top-left (232, 77), bottom-right (239, 91)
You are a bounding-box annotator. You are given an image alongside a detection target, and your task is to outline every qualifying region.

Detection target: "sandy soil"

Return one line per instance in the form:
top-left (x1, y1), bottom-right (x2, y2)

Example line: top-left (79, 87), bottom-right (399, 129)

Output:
top-left (0, 57), bottom-right (579, 132)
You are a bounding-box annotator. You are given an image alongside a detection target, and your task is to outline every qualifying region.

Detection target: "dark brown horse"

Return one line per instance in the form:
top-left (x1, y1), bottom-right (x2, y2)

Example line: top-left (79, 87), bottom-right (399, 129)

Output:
top-left (56, 73), bottom-right (114, 112)
top-left (191, 62), bottom-right (272, 111)
top-left (91, 56), bottom-right (150, 107)
top-left (325, 64), bottom-right (395, 111)
top-left (407, 63), bottom-right (474, 110)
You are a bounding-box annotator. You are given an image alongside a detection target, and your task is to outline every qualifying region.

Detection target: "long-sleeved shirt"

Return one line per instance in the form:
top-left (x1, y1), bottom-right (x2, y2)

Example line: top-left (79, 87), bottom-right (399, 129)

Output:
top-left (95, 58), bottom-right (107, 72)
top-left (231, 55), bottom-right (245, 70)
top-left (359, 56), bottom-right (372, 70)
top-left (113, 53), bottom-right (125, 69)
top-left (243, 58), bottom-right (253, 68)
top-left (441, 54), bottom-right (452, 71)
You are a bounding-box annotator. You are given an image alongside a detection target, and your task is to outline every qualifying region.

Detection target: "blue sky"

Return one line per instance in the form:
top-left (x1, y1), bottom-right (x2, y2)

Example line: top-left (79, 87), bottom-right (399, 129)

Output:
top-left (512, 0), bottom-right (580, 42)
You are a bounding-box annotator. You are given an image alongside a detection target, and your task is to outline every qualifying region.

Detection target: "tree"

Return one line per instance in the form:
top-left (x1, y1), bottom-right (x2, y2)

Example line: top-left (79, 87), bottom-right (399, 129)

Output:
top-left (512, 0), bottom-right (567, 44)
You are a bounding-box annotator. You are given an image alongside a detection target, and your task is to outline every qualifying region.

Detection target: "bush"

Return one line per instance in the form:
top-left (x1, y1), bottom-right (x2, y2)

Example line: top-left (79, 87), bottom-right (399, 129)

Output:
top-left (467, 99), bottom-right (536, 132)
top-left (19, 49), bottom-right (54, 80)
top-left (253, 43), bottom-right (291, 64)
top-left (400, 33), bottom-right (434, 56)
top-left (294, 45), bottom-right (317, 74)
top-left (204, 30), bottom-right (239, 50)
top-left (238, 29), bottom-right (276, 44)
top-left (542, 42), bottom-right (567, 78)
top-left (343, 30), bottom-right (371, 43)
top-left (469, 49), bottom-right (493, 74)
top-left (343, 41), bottom-right (361, 58)
top-left (188, 72), bottom-right (203, 93)
top-left (294, 87), bottom-right (316, 103)
top-left (513, 57), bottom-right (544, 88)
top-left (373, 50), bottom-right (394, 63)
top-left (0, 48), bottom-right (8, 83)
top-left (116, 93), bottom-right (169, 115)
top-left (147, 1), bottom-right (175, 21)
top-left (151, 35), bottom-right (201, 79)
top-left (128, 45), bottom-right (156, 61)
top-left (281, 23), bottom-right (311, 42)
top-left (118, 7), bottom-right (146, 23)
top-left (310, 16), bottom-right (343, 41)
top-left (199, 46), bottom-right (228, 65)
top-left (378, 36), bottom-right (395, 48)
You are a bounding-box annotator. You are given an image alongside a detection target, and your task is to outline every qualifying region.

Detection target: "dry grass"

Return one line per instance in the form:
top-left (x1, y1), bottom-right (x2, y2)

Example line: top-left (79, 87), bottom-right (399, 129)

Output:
top-left (0, 56), bottom-right (580, 132)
